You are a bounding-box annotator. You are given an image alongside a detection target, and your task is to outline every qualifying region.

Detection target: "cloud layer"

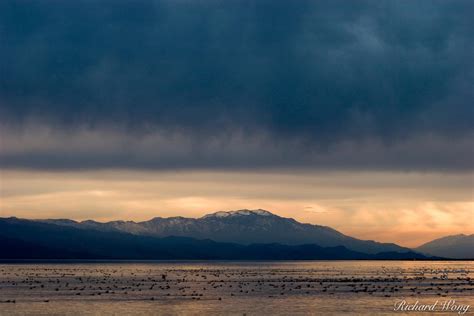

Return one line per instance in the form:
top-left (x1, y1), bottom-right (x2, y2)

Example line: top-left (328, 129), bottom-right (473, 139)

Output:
top-left (1, 0), bottom-right (473, 171)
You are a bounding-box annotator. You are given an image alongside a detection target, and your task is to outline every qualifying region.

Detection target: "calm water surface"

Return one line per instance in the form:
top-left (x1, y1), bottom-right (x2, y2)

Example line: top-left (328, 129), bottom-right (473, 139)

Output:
top-left (0, 261), bottom-right (472, 315)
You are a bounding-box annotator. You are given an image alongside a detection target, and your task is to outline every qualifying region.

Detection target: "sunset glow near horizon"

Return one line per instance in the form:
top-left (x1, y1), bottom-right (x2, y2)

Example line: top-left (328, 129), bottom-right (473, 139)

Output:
top-left (1, 1), bottom-right (473, 249)
top-left (1, 169), bottom-right (472, 248)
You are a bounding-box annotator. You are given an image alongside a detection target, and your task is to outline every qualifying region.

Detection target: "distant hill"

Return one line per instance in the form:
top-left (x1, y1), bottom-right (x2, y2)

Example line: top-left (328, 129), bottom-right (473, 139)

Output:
top-left (40, 209), bottom-right (410, 255)
top-left (0, 217), bottom-right (429, 260)
top-left (415, 234), bottom-right (474, 259)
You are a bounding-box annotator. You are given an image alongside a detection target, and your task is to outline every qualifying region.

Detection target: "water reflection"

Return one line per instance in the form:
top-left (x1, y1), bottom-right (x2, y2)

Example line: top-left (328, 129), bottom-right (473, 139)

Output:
top-left (0, 261), bottom-right (472, 315)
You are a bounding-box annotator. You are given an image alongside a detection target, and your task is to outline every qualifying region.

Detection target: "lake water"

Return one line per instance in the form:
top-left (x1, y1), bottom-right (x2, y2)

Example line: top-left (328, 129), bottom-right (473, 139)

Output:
top-left (0, 261), bottom-right (472, 315)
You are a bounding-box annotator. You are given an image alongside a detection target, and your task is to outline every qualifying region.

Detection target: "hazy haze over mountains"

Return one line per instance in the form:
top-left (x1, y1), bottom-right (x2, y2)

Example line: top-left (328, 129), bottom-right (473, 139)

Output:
top-left (38, 209), bottom-right (473, 258)
top-left (416, 234), bottom-right (474, 259)
top-left (0, 213), bottom-right (429, 260)
top-left (42, 209), bottom-right (409, 254)
top-left (1, 209), bottom-right (471, 259)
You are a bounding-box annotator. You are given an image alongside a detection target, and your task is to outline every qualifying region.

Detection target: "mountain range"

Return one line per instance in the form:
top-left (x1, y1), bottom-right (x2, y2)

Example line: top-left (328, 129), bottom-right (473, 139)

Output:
top-left (0, 209), bottom-right (469, 260)
top-left (40, 209), bottom-right (407, 254)
top-left (416, 234), bottom-right (474, 259)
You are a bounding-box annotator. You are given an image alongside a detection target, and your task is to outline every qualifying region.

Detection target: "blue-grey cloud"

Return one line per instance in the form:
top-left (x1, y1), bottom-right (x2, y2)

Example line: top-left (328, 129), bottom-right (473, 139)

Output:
top-left (0, 0), bottom-right (473, 171)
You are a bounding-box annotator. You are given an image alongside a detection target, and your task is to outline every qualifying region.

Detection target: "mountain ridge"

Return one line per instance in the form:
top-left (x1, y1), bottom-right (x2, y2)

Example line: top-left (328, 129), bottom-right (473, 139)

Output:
top-left (416, 234), bottom-right (474, 259)
top-left (15, 209), bottom-right (406, 254)
top-left (0, 217), bottom-right (433, 260)
top-left (6, 209), bottom-right (470, 258)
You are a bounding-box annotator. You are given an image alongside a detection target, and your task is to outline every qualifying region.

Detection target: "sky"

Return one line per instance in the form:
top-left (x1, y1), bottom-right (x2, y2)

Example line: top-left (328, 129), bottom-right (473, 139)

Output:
top-left (0, 0), bottom-right (473, 247)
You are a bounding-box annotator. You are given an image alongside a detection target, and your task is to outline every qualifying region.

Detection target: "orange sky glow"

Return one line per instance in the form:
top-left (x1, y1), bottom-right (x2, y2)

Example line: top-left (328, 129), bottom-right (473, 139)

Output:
top-left (1, 169), bottom-right (472, 248)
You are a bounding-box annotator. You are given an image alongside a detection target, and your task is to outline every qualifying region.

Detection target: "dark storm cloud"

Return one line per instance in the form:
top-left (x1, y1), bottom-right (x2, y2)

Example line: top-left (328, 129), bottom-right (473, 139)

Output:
top-left (0, 0), bottom-right (473, 171)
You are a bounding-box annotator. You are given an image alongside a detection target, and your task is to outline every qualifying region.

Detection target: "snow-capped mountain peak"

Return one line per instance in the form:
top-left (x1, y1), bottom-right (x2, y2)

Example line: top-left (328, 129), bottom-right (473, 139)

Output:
top-left (202, 209), bottom-right (274, 219)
